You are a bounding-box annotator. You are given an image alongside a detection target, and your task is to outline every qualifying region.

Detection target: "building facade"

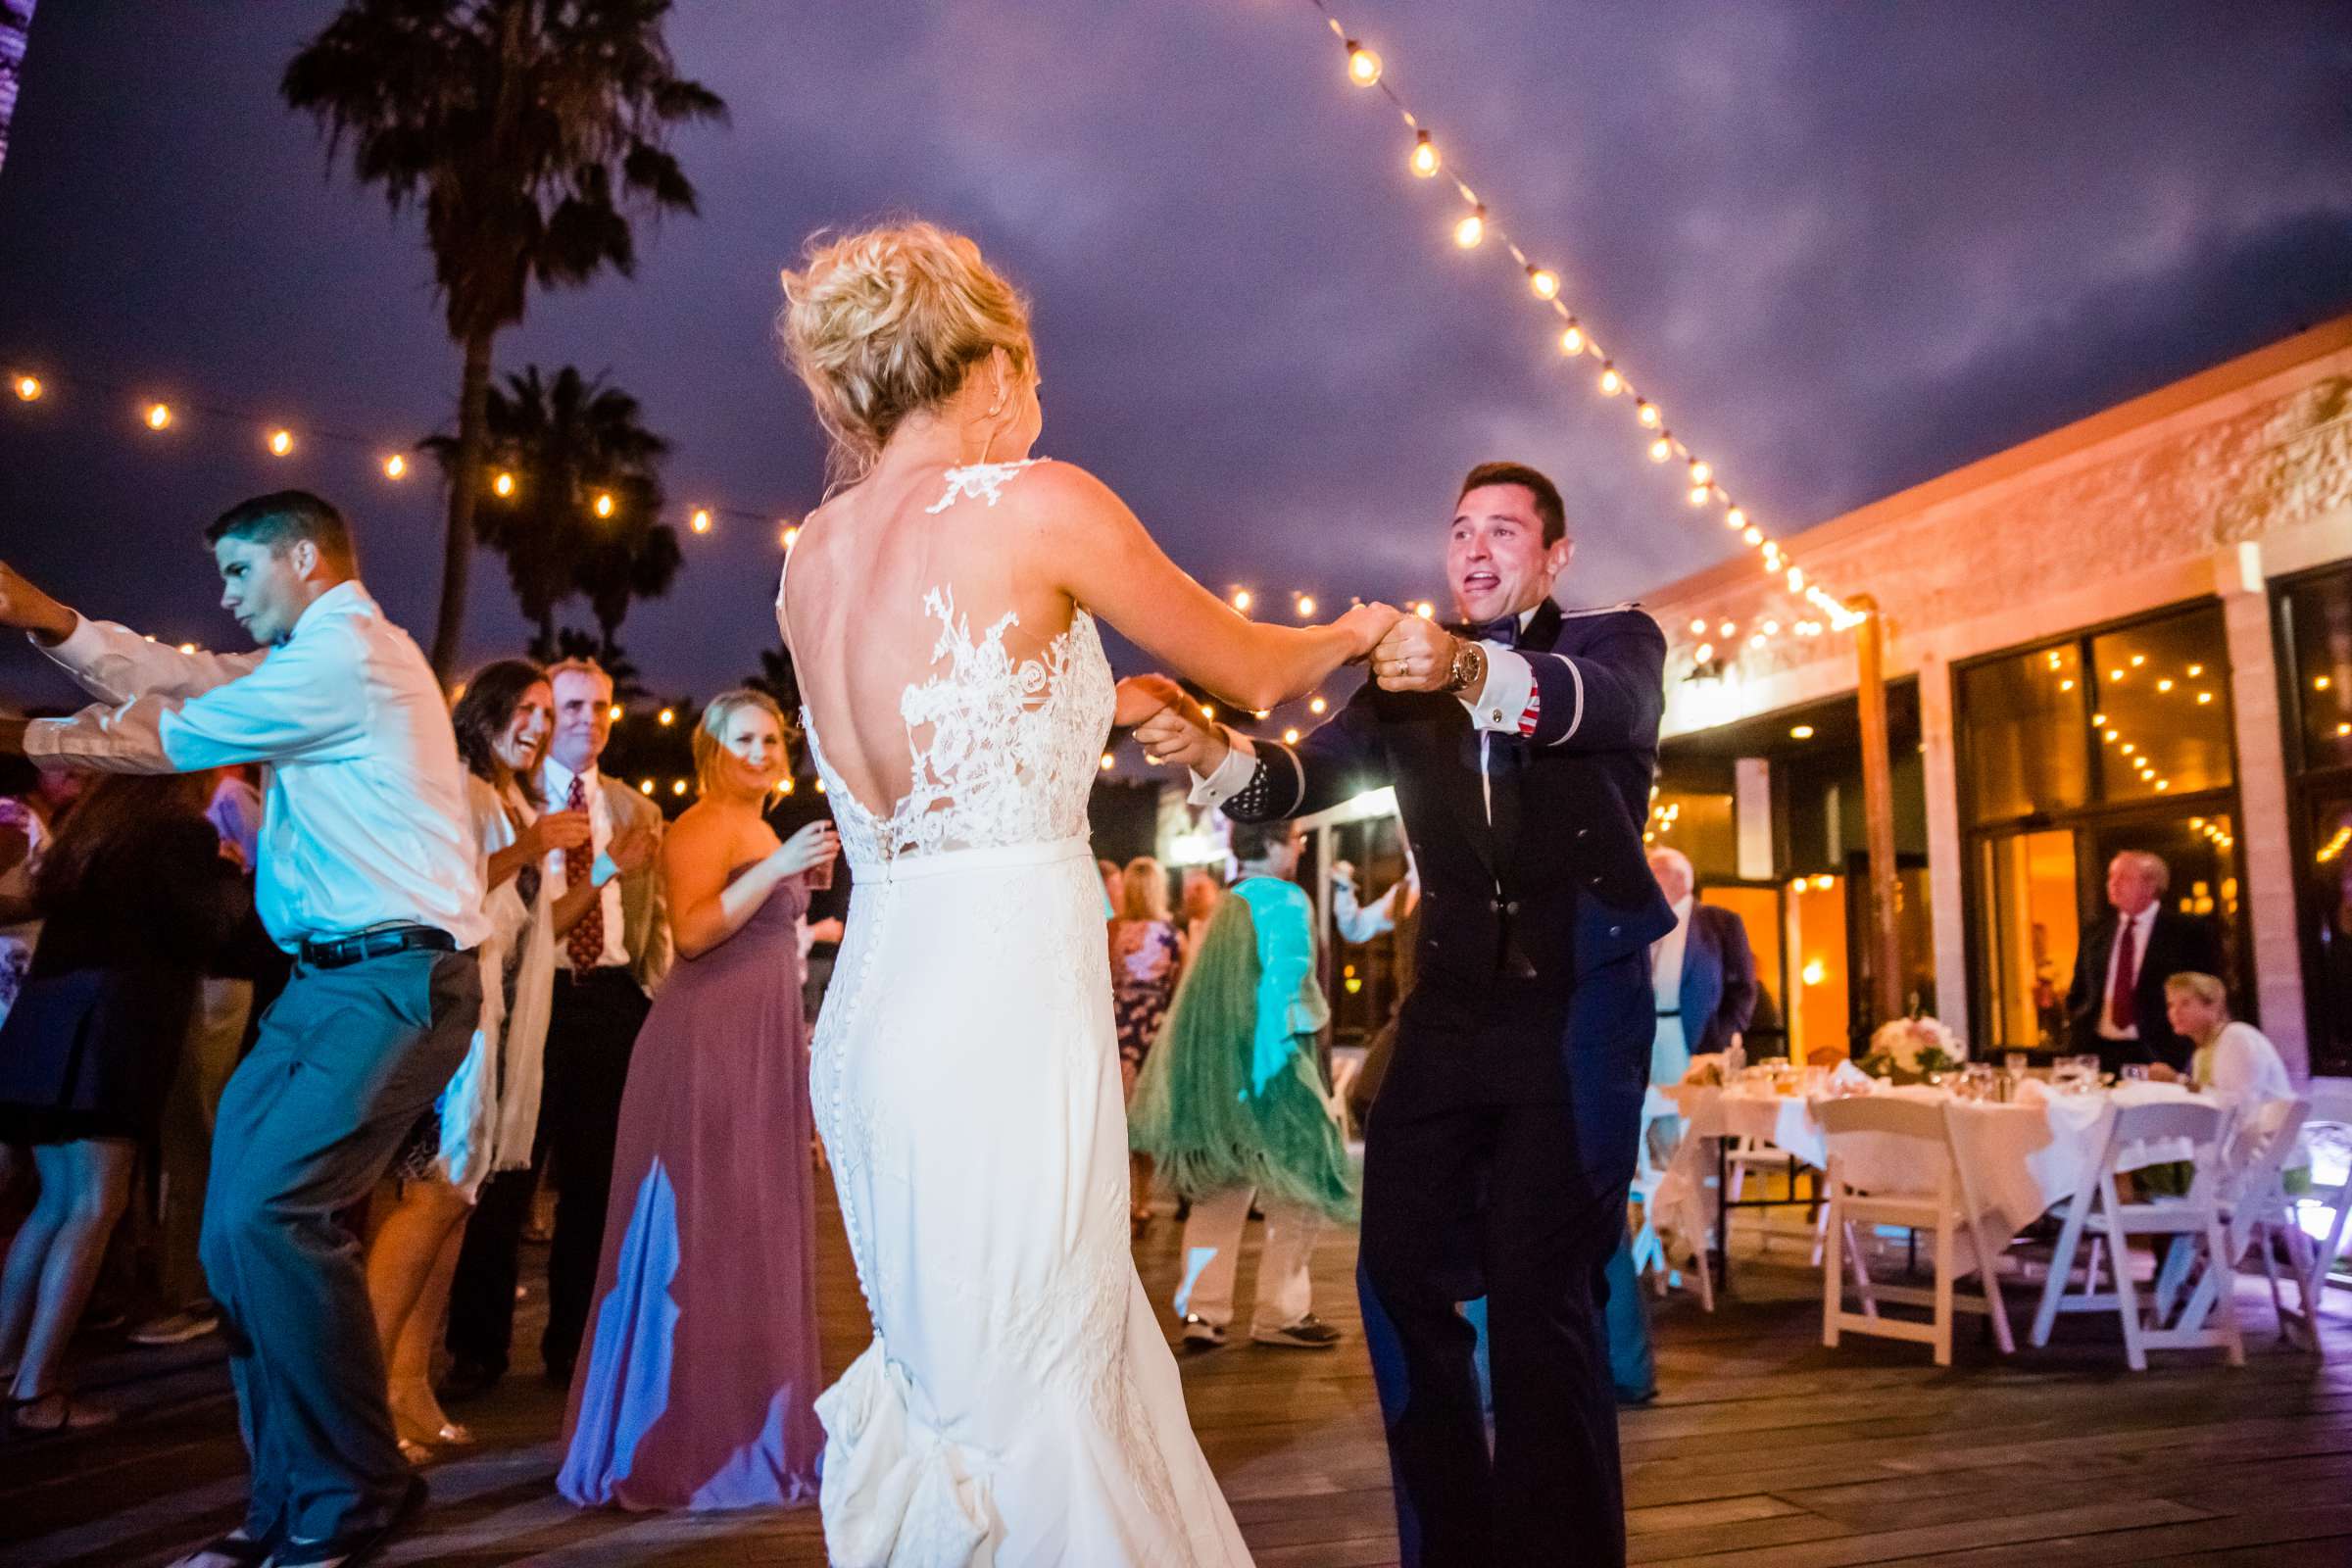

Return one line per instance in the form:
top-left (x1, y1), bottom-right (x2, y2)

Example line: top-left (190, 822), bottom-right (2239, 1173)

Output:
top-left (1640, 318), bottom-right (2352, 1077)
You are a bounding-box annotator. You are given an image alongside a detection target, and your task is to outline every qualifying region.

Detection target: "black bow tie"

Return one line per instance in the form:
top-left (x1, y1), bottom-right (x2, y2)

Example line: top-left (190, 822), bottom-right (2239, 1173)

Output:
top-left (1458, 614), bottom-right (1522, 649)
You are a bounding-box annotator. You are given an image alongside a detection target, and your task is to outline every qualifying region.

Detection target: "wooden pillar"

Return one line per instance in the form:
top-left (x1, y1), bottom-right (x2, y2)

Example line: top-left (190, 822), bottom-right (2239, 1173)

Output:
top-left (1853, 595), bottom-right (1904, 1026)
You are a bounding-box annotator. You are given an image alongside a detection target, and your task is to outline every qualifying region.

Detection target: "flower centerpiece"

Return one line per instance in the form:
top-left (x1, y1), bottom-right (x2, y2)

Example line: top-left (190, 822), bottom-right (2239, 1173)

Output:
top-left (1860, 1016), bottom-right (1966, 1084)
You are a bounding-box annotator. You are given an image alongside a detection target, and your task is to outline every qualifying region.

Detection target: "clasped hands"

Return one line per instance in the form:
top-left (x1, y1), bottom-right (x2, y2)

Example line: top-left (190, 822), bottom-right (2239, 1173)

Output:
top-left (1114, 602), bottom-right (1474, 774)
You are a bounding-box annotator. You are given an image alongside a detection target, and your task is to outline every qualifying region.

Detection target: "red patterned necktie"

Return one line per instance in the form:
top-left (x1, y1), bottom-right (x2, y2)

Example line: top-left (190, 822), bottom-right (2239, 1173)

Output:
top-left (2108, 916), bottom-right (2137, 1032)
top-left (564, 775), bottom-right (605, 971)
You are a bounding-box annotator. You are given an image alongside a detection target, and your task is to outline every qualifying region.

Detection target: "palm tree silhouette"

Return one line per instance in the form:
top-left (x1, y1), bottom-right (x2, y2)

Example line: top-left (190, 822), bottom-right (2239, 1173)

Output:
top-left (422, 364), bottom-right (679, 668)
top-left (283, 0), bottom-right (722, 674)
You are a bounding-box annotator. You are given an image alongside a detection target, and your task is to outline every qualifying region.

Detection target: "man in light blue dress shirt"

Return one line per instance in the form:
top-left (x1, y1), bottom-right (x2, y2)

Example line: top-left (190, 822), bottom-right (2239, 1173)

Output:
top-left (0, 491), bottom-right (486, 1568)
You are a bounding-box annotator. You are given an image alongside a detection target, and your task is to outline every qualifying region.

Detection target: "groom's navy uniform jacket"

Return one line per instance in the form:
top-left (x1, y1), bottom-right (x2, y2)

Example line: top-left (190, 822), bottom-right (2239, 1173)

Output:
top-left (1212, 596), bottom-right (1671, 1568)
top-left (1217, 599), bottom-right (1674, 1173)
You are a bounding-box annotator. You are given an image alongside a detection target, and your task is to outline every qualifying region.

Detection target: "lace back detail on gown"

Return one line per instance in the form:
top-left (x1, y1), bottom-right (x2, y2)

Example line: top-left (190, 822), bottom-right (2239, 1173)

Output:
top-left (799, 461), bottom-right (1114, 868)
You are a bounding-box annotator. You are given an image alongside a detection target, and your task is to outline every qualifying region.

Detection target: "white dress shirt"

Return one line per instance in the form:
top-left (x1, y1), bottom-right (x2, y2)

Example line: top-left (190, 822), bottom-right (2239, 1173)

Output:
top-left (2095, 904), bottom-right (2159, 1041)
top-left (541, 756), bottom-right (629, 971)
top-left (25, 581), bottom-right (489, 952)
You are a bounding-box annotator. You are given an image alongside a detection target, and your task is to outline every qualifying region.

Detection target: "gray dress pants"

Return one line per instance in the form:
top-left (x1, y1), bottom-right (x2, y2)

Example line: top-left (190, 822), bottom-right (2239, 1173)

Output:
top-left (200, 947), bottom-right (478, 1547)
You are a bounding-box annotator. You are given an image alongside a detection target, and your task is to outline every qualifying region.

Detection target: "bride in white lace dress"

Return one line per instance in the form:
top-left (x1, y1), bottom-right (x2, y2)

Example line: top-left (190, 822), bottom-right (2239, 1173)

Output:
top-left (772, 222), bottom-right (1396, 1566)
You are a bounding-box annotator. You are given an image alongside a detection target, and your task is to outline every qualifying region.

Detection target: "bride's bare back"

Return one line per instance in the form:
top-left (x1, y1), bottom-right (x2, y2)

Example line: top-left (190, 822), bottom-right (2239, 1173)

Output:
top-left (772, 219), bottom-right (1396, 863)
top-left (778, 452), bottom-right (1102, 858)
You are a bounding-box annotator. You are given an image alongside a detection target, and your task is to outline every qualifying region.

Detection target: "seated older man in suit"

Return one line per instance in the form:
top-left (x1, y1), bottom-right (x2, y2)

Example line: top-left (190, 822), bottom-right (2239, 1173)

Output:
top-left (1644, 848), bottom-right (1757, 1086)
top-left (2066, 850), bottom-right (2222, 1075)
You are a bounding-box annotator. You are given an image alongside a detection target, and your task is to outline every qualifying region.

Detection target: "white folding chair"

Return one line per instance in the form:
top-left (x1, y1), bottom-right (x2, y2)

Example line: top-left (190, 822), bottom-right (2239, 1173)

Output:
top-left (1629, 1088), bottom-right (1713, 1312)
top-left (2217, 1098), bottom-right (2324, 1352)
top-left (2028, 1099), bottom-right (2243, 1371)
top-left (1817, 1097), bottom-right (2014, 1367)
top-left (2291, 1080), bottom-right (2352, 1336)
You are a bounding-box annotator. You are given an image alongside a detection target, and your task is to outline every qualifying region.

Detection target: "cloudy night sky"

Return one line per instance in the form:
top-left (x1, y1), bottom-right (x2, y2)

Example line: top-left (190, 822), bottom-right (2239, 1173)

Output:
top-left (2, 1), bottom-right (2349, 707)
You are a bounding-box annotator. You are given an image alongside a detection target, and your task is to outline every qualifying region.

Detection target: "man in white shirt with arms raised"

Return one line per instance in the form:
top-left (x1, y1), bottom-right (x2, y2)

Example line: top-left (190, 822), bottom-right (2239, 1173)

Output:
top-left (0, 491), bottom-right (484, 1568)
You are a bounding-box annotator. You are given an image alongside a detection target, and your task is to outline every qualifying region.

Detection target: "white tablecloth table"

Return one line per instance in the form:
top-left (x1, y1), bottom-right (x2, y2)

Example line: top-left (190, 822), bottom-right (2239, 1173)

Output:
top-left (1652, 1079), bottom-right (2215, 1274)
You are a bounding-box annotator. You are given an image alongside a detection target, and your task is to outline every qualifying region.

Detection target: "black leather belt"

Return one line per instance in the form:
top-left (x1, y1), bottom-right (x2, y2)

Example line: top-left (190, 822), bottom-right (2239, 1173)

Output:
top-left (300, 924), bottom-right (457, 970)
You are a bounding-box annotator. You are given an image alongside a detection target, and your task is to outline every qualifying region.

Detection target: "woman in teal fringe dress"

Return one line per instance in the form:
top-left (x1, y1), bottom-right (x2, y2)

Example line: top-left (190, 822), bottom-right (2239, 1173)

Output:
top-left (1129, 820), bottom-right (1356, 1350)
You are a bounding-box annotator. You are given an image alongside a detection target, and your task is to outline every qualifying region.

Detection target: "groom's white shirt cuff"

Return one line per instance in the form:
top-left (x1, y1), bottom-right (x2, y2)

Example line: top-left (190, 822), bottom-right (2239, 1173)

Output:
top-left (1463, 644), bottom-right (1538, 734)
top-left (1189, 729), bottom-right (1258, 808)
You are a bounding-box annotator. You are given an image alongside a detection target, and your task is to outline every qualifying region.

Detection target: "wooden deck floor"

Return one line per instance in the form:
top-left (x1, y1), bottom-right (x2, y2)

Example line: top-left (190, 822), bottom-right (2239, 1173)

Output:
top-left (6, 1196), bottom-right (2351, 1566)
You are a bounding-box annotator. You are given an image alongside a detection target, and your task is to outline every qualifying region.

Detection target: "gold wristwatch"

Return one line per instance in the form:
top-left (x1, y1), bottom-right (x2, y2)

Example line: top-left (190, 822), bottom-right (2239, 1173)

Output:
top-left (1442, 635), bottom-right (1488, 695)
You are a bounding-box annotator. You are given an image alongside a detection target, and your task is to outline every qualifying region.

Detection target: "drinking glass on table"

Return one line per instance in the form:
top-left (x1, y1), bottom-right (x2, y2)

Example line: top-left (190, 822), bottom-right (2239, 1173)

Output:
top-left (2121, 1063), bottom-right (2150, 1084)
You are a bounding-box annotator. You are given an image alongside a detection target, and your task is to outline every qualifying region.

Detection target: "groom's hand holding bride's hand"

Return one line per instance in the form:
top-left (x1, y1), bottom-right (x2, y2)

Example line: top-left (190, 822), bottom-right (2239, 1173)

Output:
top-left (1371, 613), bottom-right (1468, 694)
top-left (1125, 684), bottom-right (1229, 776)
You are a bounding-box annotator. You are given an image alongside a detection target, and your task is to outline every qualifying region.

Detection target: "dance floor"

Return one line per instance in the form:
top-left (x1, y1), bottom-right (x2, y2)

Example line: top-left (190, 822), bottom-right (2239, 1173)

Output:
top-left (7, 1193), bottom-right (2352, 1566)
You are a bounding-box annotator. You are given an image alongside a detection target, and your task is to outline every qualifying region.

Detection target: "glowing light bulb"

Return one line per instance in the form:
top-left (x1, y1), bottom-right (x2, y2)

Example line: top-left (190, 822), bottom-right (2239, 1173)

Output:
top-left (1762, 619), bottom-right (1781, 635)
top-left (1283, 728), bottom-right (1301, 744)
top-left (1409, 130), bottom-right (1440, 177)
top-left (2186, 663), bottom-right (2204, 677)
top-left (1100, 754), bottom-right (1114, 771)
top-left (383, 454), bottom-right (407, 479)
top-left (1636, 400), bottom-right (1661, 428)
top-left (1694, 642), bottom-right (1714, 662)
top-left (1690, 618), bottom-right (1708, 635)
top-left (268, 428), bottom-right (294, 457)
top-left (1527, 267), bottom-right (1559, 300)
top-left (1453, 206), bottom-right (1486, 249)
top-left (639, 779), bottom-right (655, 795)
top-left (1743, 526), bottom-right (1763, 546)
top-left (1200, 704), bottom-right (1217, 720)
top-left (690, 508), bottom-right (712, 534)
top-left (1597, 364), bottom-right (1624, 396)
top-left (1719, 621), bottom-right (1737, 638)
top-left (1748, 632), bottom-right (1766, 649)
top-left (12, 374), bottom-right (40, 401)
top-left (1559, 322), bottom-right (1585, 356)
top-left (2197, 691), bottom-right (2214, 705)
top-left (671, 779), bottom-right (687, 796)
top-left (1648, 436), bottom-right (1672, 463)
top-left (1689, 460), bottom-right (1711, 486)
top-left (782, 524), bottom-right (801, 549)
top-left (145, 402), bottom-right (172, 430)
top-left (609, 703), bottom-right (624, 721)
top-left (2156, 677), bottom-right (2174, 692)
top-left (1309, 696), bottom-right (1328, 715)
top-left (658, 707), bottom-right (676, 726)
top-left (780, 777), bottom-right (796, 795)
top-left (1413, 601), bottom-right (1435, 619)
top-left (1689, 486), bottom-right (1710, 506)
top-left (2092, 712), bottom-right (2107, 725)
top-left (1788, 567), bottom-right (1806, 590)
top-left (593, 491), bottom-right (615, 518)
top-left (1295, 594), bottom-right (1316, 618)
top-left (178, 642), bottom-right (197, 655)
top-left (813, 779), bottom-right (827, 794)
top-left (1725, 506), bottom-right (1746, 530)
top-left (1231, 589), bottom-right (1252, 612)
top-left (1346, 41), bottom-right (1381, 86)
top-left (492, 470), bottom-right (515, 497)
top-left (1790, 724), bottom-right (1815, 739)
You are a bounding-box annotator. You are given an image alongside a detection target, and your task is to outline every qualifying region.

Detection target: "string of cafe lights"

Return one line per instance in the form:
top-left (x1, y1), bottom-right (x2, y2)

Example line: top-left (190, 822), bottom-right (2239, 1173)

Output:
top-left (1282, 0), bottom-right (1869, 659)
top-left (3, 366), bottom-right (1396, 739)
top-left (3, 367), bottom-right (800, 549)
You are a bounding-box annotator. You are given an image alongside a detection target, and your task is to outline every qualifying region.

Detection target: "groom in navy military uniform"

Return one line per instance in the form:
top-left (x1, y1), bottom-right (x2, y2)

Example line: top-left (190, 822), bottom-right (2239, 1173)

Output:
top-left (1141, 461), bottom-right (1671, 1566)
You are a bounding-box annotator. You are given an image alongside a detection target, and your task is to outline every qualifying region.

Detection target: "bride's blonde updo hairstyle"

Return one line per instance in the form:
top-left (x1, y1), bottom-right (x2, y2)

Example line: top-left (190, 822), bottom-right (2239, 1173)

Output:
top-left (778, 220), bottom-right (1035, 481)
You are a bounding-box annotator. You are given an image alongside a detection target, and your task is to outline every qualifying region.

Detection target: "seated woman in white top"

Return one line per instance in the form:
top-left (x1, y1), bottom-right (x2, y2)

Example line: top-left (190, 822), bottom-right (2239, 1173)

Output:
top-left (2151, 969), bottom-right (2307, 1188)
top-left (2149, 970), bottom-right (2294, 1102)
